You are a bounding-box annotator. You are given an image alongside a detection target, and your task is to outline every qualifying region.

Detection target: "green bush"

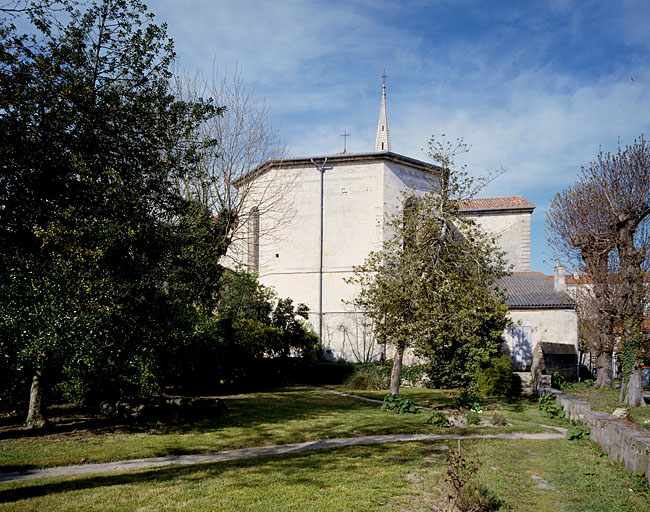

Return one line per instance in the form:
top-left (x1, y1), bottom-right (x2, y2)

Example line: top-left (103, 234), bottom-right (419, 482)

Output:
top-left (426, 411), bottom-right (451, 427)
top-left (464, 409), bottom-right (481, 425)
top-left (566, 423), bottom-right (590, 440)
top-left (454, 389), bottom-right (480, 411)
top-left (381, 393), bottom-right (420, 414)
top-left (476, 353), bottom-right (513, 397)
top-left (344, 366), bottom-right (388, 390)
top-left (400, 364), bottom-right (428, 385)
top-left (537, 393), bottom-right (565, 418)
top-left (551, 371), bottom-right (568, 391)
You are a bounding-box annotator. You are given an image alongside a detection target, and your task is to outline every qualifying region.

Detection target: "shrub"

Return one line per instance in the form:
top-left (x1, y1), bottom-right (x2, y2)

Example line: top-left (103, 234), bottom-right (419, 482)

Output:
top-left (476, 353), bottom-right (513, 397)
top-left (455, 483), bottom-right (504, 512)
top-left (489, 413), bottom-right (507, 426)
top-left (344, 365), bottom-right (388, 390)
top-left (381, 393), bottom-right (419, 414)
top-left (426, 411), bottom-right (451, 427)
top-left (454, 389), bottom-right (480, 411)
top-left (464, 409), bottom-right (481, 425)
top-left (537, 393), bottom-right (565, 418)
top-left (551, 371), bottom-right (568, 391)
top-left (566, 423), bottom-right (590, 441)
top-left (400, 364), bottom-right (428, 386)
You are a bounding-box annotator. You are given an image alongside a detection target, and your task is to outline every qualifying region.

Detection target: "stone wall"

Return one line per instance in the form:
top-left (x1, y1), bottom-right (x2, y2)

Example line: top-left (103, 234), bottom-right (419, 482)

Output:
top-left (545, 388), bottom-right (650, 485)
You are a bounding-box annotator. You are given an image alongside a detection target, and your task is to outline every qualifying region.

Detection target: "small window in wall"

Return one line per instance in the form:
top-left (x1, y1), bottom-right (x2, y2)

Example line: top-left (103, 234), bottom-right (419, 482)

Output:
top-left (381, 142), bottom-right (384, 150)
top-left (247, 206), bottom-right (259, 271)
top-left (382, 125), bottom-right (385, 131)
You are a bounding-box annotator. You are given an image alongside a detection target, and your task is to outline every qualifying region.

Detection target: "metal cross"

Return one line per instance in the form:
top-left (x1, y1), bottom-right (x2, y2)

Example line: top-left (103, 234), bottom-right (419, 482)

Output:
top-left (340, 129), bottom-right (350, 153)
top-left (381, 69), bottom-right (388, 85)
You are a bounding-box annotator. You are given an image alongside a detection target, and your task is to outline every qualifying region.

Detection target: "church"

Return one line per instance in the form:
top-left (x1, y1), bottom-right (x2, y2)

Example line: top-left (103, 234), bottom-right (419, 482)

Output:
top-left (231, 80), bottom-right (577, 374)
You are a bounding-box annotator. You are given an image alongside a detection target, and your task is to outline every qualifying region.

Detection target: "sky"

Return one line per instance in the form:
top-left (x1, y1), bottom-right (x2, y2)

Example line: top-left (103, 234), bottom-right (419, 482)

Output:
top-left (151, 0), bottom-right (650, 274)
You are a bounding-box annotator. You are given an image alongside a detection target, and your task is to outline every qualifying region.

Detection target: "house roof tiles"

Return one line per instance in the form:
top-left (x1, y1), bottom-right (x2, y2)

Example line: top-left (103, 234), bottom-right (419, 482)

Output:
top-left (497, 272), bottom-right (575, 309)
top-left (460, 196), bottom-right (536, 212)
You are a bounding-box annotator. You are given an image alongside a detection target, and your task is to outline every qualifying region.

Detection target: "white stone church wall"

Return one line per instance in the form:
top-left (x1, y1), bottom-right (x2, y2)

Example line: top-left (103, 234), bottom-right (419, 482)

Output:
top-left (229, 157), bottom-right (442, 360)
top-left (464, 211), bottom-right (531, 271)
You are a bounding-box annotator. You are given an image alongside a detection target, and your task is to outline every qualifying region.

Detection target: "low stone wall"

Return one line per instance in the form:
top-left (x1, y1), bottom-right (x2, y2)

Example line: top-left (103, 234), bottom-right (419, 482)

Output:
top-left (543, 387), bottom-right (650, 485)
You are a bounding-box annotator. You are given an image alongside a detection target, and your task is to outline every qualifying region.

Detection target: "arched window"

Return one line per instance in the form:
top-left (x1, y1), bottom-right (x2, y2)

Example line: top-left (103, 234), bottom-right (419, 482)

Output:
top-left (247, 206), bottom-right (259, 271)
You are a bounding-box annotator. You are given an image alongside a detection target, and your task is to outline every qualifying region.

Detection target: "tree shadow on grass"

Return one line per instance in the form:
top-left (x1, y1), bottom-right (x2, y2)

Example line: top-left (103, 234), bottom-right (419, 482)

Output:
top-left (0, 387), bottom-right (378, 442)
top-left (0, 442), bottom-right (423, 505)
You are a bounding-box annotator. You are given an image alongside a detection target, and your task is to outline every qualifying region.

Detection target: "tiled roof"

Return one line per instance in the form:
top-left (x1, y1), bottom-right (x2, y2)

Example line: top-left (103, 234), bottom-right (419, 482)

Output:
top-left (497, 272), bottom-right (575, 309)
top-left (460, 196), bottom-right (536, 211)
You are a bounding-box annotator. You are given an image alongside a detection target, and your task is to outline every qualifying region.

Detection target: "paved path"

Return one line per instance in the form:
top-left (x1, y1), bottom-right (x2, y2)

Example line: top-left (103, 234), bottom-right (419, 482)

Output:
top-left (0, 430), bottom-right (566, 483)
top-left (309, 385), bottom-right (436, 410)
top-left (0, 387), bottom-right (567, 484)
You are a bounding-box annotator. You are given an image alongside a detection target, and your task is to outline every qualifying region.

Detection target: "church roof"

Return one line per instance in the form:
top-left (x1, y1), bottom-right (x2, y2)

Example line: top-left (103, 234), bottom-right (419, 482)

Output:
top-left (234, 151), bottom-right (441, 187)
top-left (460, 196), bottom-right (535, 212)
top-left (497, 272), bottom-right (575, 309)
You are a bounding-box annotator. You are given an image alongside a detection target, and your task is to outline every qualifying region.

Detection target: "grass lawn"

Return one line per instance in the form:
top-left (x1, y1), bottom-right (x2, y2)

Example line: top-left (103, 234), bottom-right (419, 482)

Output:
top-left (560, 381), bottom-right (650, 430)
top-left (1, 438), bottom-right (648, 511)
top-left (1, 386), bottom-right (554, 471)
top-left (323, 385), bottom-right (569, 427)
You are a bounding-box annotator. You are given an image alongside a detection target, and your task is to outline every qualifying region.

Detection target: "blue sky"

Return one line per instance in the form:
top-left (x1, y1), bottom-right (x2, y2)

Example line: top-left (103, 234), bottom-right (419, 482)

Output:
top-left (152, 0), bottom-right (650, 274)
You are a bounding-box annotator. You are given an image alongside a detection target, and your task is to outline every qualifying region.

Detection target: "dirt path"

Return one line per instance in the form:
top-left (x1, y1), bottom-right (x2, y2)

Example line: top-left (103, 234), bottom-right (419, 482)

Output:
top-left (0, 430), bottom-right (566, 483)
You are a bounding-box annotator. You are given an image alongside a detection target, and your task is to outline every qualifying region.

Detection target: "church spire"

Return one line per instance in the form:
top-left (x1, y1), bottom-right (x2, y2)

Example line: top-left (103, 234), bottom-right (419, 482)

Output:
top-left (374, 71), bottom-right (392, 152)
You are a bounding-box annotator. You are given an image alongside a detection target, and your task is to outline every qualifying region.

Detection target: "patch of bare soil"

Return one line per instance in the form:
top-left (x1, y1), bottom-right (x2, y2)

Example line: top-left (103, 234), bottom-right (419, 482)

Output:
top-left (0, 404), bottom-right (137, 441)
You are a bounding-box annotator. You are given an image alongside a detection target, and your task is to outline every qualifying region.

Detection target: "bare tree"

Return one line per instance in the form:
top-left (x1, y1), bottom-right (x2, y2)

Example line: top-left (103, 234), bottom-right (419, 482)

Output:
top-left (172, 66), bottom-right (293, 265)
top-left (548, 135), bottom-right (650, 406)
top-left (338, 310), bottom-right (382, 363)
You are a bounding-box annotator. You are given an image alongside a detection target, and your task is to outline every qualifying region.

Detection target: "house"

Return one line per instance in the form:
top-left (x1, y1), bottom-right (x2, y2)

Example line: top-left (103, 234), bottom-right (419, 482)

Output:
top-left (498, 267), bottom-right (578, 381)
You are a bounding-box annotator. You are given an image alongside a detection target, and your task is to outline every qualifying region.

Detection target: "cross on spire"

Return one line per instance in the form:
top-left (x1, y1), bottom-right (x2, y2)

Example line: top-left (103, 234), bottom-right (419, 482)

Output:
top-left (374, 70), bottom-right (392, 152)
top-left (340, 129), bottom-right (350, 153)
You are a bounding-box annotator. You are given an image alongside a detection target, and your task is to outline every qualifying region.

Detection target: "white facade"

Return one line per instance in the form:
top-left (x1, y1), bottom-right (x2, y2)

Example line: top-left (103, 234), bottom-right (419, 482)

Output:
top-left (504, 309), bottom-right (578, 370)
top-left (460, 199), bottom-right (534, 272)
top-left (232, 152), bottom-right (440, 360)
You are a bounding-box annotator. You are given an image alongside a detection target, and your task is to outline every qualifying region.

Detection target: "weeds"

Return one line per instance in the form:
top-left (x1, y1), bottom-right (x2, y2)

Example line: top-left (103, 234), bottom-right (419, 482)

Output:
top-left (537, 393), bottom-right (565, 418)
top-left (566, 423), bottom-right (590, 441)
top-left (381, 393), bottom-right (419, 414)
top-left (427, 411), bottom-right (451, 427)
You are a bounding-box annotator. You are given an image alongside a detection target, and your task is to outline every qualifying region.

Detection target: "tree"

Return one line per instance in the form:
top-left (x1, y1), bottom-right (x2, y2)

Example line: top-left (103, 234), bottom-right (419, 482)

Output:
top-left (0, 0), bottom-right (224, 425)
top-left (548, 183), bottom-right (619, 388)
top-left (348, 136), bottom-right (509, 395)
top-left (548, 136), bottom-right (650, 406)
top-left (172, 67), bottom-right (292, 262)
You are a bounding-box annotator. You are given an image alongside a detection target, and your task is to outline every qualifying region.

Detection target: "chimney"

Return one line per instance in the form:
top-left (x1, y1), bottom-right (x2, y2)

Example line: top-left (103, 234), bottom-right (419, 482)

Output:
top-left (554, 264), bottom-right (566, 293)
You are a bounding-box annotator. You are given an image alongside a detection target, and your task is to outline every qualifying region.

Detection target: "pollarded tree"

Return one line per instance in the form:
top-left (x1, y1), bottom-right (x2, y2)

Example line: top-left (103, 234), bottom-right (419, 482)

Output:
top-left (548, 183), bottom-right (619, 388)
top-left (548, 136), bottom-right (650, 406)
top-left (348, 136), bottom-right (510, 395)
top-left (0, 0), bottom-right (224, 426)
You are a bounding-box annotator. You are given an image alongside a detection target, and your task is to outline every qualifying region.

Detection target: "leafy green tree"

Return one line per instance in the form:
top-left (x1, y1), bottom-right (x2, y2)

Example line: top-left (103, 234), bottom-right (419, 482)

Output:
top-left (0, 0), bottom-right (224, 425)
top-left (348, 136), bottom-right (509, 394)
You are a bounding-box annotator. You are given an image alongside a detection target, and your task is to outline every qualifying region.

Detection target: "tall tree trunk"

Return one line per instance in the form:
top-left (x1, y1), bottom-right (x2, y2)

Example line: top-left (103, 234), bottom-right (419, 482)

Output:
top-left (25, 363), bottom-right (48, 429)
top-left (595, 351), bottom-right (613, 388)
top-left (389, 345), bottom-right (404, 395)
top-left (624, 360), bottom-right (646, 408)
